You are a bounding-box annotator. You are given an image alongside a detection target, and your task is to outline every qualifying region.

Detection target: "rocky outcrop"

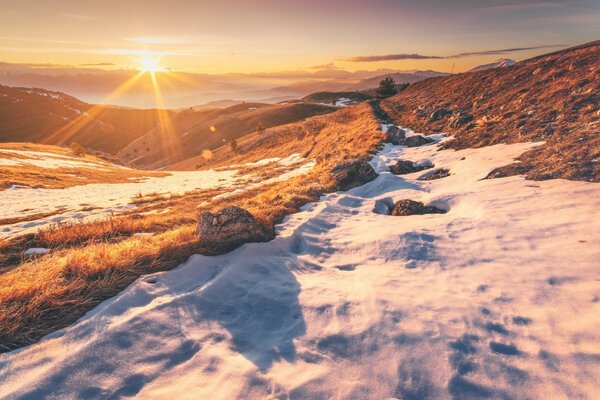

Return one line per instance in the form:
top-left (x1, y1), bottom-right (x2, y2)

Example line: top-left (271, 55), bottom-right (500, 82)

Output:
top-left (385, 126), bottom-right (406, 145)
top-left (197, 206), bottom-right (270, 254)
top-left (390, 199), bottom-right (447, 216)
top-left (330, 159), bottom-right (378, 190)
top-left (428, 108), bottom-right (452, 123)
top-left (389, 160), bottom-right (431, 175)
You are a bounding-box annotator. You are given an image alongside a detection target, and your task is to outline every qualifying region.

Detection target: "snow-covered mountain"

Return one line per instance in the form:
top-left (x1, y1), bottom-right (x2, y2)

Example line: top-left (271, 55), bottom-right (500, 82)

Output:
top-left (469, 58), bottom-right (516, 72)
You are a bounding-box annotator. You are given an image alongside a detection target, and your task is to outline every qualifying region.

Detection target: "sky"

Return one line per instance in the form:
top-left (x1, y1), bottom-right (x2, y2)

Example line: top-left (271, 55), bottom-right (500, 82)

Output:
top-left (1, 0), bottom-right (599, 74)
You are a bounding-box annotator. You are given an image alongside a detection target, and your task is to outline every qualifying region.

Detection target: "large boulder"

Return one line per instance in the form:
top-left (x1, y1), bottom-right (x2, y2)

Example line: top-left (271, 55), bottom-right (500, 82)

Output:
top-left (390, 199), bottom-right (447, 216)
top-left (428, 108), bottom-right (452, 123)
top-left (385, 126), bottom-right (406, 145)
top-left (330, 159), bottom-right (378, 191)
top-left (404, 135), bottom-right (435, 147)
top-left (389, 160), bottom-right (431, 175)
top-left (197, 206), bottom-right (270, 254)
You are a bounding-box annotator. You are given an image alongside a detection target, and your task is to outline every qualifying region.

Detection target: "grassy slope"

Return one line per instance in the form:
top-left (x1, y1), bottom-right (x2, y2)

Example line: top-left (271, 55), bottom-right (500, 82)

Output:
top-left (380, 40), bottom-right (600, 181)
top-left (119, 102), bottom-right (338, 169)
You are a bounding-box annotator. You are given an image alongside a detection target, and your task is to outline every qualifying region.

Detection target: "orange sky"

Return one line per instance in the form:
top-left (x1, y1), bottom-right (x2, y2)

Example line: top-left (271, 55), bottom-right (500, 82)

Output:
top-left (1, 0), bottom-right (599, 74)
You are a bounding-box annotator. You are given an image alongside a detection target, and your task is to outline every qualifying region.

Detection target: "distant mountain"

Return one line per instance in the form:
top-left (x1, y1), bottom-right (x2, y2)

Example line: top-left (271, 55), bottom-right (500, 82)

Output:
top-left (346, 70), bottom-right (448, 91)
top-left (469, 58), bottom-right (516, 72)
top-left (0, 85), bottom-right (167, 154)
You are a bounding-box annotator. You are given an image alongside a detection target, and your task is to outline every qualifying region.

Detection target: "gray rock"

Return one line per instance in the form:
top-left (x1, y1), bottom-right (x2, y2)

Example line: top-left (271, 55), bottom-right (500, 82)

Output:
top-left (404, 135), bottom-right (435, 147)
top-left (197, 206), bottom-right (270, 254)
top-left (428, 108), bottom-right (452, 123)
top-left (418, 168), bottom-right (451, 181)
top-left (330, 159), bottom-right (378, 191)
top-left (389, 160), bottom-right (431, 175)
top-left (450, 113), bottom-right (474, 128)
top-left (385, 126), bottom-right (406, 145)
top-left (390, 199), bottom-right (447, 216)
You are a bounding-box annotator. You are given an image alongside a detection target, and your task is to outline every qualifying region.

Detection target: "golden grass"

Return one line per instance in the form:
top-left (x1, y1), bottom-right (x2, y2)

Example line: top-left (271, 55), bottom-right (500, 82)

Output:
top-left (0, 101), bottom-right (383, 351)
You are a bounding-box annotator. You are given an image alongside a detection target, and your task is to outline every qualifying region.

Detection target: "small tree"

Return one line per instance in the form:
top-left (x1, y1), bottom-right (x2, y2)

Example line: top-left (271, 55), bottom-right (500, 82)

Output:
top-left (376, 76), bottom-right (397, 98)
top-left (256, 122), bottom-right (266, 134)
top-left (229, 138), bottom-right (239, 155)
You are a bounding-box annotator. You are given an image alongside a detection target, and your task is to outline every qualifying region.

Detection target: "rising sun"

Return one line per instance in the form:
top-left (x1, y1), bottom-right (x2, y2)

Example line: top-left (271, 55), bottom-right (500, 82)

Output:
top-left (138, 54), bottom-right (163, 73)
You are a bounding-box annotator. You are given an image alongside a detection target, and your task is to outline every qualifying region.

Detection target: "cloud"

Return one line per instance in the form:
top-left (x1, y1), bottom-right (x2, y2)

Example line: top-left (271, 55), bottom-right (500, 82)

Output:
top-left (343, 54), bottom-right (442, 62)
top-left (342, 44), bottom-right (564, 62)
top-left (125, 37), bottom-right (190, 45)
top-left (78, 62), bottom-right (117, 67)
top-left (479, 2), bottom-right (560, 13)
top-left (58, 12), bottom-right (98, 21)
top-left (453, 45), bottom-right (565, 57)
top-left (308, 62), bottom-right (341, 70)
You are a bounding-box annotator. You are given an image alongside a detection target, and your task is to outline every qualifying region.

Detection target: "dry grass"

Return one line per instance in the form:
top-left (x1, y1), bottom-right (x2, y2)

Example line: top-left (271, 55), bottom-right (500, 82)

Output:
top-left (0, 101), bottom-right (383, 351)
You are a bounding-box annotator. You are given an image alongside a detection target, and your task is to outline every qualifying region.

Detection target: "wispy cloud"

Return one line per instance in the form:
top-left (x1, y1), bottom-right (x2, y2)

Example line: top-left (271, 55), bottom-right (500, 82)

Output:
top-left (78, 62), bottom-right (116, 67)
top-left (58, 12), bottom-right (98, 21)
top-left (125, 37), bottom-right (190, 45)
top-left (479, 2), bottom-right (560, 13)
top-left (342, 44), bottom-right (564, 62)
top-left (344, 53), bottom-right (442, 62)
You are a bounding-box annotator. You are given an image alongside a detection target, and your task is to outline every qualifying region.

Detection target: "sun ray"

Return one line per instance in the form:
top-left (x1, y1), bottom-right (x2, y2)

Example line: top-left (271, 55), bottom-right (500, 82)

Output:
top-left (44, 71), bottom-right (146, 145)
top-left (148, 71), bottom-right (183, 163)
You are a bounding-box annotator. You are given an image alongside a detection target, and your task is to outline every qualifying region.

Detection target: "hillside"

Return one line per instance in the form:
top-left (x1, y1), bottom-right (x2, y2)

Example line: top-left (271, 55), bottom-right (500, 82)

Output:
top-left (347, 70), bottom-right (448, 91)
top-left (0, 85), bottom-right (168, 154)
top-left (301, 91), bottom-right (374, 105)
top-left (119, 101), bottom-right (338, 169)
top-left (379, 40), bottom-right (600, 181)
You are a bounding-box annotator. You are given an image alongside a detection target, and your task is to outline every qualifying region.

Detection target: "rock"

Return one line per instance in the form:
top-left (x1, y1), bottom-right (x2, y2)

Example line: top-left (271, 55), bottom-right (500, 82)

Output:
top-left (24, 247), bottom-right (50, 256)
top-left (415, 108), bottom-right (428, 118)
top-left (419, 168), bottom-right (451, 180)
top-left (542, 123), bottom-right (554, 136)
top-left (450, 113), bottom-right (474, 128)
top-left (385, 126), bottom-right (406, 145)
top-left (404, 135), bottom-right (435, 147)
top-left (197, 206), bottom-right (270, 254)
top-left (390, 199), bottom-right (447, 216)
top-left (389, 160), bottom-right (431, 175)
top-left (330, 159), bottom-right (378, 190)
top-left (428, 107), bottom-right (452, 123)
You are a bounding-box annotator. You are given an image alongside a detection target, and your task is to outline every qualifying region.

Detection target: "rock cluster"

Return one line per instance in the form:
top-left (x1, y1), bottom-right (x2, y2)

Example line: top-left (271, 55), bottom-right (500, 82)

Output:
top-left (197, 206), bottom-right (270, 254)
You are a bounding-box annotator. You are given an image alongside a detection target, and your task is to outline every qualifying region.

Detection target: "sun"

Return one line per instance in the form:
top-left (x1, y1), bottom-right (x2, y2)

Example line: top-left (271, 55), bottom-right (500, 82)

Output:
top-left (138, 54), bottom-right (163, 73)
